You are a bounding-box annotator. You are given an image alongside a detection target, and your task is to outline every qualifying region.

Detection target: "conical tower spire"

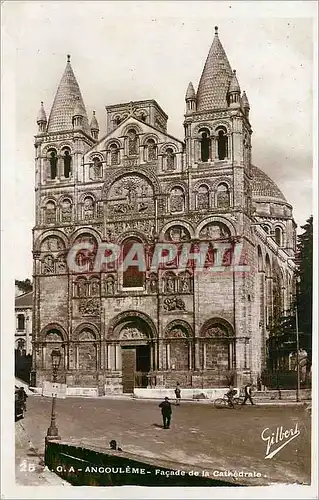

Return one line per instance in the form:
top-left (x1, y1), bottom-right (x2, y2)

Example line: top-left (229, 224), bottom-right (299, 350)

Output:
top-left (196, 26), bottom-right (233, 111)
top-left (241, 91), bottom-right (250, 117)
top-left (185, 82), bottom-right (196, 100)
top-left (47, 55), bottom-right (90, 135)
top-left (90, 111), bottom-right (99, 140)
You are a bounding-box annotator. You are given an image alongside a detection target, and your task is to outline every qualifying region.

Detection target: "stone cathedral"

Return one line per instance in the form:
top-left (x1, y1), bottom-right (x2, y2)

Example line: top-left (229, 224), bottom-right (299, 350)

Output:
top-left (32, 28), bottom-right (296, 395)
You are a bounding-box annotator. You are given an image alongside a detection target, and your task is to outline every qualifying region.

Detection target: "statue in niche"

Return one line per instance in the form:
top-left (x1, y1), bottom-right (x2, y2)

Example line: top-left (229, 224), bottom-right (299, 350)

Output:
top-left (180, 275), bottom-right (190, 293)
top-left (106, 278), bottom-right (114, 295)
top-left (56, 253), bottom-right (67, 273)
top-left (149, 275), bottom-right (157, 293)
top-left (77, 280), bottom-right (87, 297)
top-left (128, 130), bottom-right (138, 155)
top-left (90, 280), bottom-right (99, 296)
top-left (43, 255), bottom-right (54, 274)
top-left (61, 199), bottom-right (72, 223)
top-left (170, 188), bottom-right (184, 213)
top-left (45, 203), bottom-right (56, 224)
top-left (46, 331), bottom-right (62, 342)
top-left (165, 275), bottom-right (175, 294)
top-left (83, 197), bottom-right (94, 220)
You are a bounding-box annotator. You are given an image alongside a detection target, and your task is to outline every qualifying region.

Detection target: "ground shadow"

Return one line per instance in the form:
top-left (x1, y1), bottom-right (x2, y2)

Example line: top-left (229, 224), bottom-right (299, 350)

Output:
top-left (152, 423), bottom-right (163, 429)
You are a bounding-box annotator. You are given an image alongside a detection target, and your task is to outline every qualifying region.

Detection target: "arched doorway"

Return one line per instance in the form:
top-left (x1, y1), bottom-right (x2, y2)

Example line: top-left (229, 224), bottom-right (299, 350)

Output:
top-left (109, 312), bottom-right (156, 393)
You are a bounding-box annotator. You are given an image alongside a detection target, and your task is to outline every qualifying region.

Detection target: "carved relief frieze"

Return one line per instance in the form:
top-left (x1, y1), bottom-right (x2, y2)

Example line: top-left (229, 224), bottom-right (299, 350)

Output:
top-left (79, 299), bottom-right (100, 316)
top-left (163, 297), bottom-right (186, 312)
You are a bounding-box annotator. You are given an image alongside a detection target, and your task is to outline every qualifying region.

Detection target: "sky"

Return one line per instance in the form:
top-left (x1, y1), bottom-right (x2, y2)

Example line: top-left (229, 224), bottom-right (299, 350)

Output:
top-left (1, 1), bottom-right (317, 280)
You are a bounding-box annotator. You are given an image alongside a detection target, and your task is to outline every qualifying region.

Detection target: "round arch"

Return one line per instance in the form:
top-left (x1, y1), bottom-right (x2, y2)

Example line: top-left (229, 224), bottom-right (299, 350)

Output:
top-left (107, 310), bottom-right (157, 340)
top-left (74, 322), bottom-right (100, 341)
top-left (102, 168), bottom-right (161, 198)
top-left (35, 230), bottom-right (69, 252)
top-left (40, 323), bottom-right (68, 342)
top-left (164, 319), bottom-right (193, 338)
top-left (199, 317), bottom-right (234, 338)
top-left (159, 220), bottom-right (195, 241)
top-left (195, 216), bottom-right (236, 239)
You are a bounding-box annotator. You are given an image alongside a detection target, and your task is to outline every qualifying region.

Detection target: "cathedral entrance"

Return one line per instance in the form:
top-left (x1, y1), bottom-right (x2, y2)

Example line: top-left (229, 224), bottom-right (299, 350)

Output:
top-left (111, 314), bottom-right (155, 394)
top-left (121, 344), bottom-right (151, 393)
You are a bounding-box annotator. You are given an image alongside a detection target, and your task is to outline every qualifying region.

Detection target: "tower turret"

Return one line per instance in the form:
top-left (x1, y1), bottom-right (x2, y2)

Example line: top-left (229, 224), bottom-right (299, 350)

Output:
top-left (72, 96), bottom-right (84, 129)
top-left (228, 70), bottom-right (241, 108)
top-left (185, 82), bottom-right (196, 113)
top-left (90, 110), bottom-right (99, 140)
top-left (36, 101), bottom-right (47, 133)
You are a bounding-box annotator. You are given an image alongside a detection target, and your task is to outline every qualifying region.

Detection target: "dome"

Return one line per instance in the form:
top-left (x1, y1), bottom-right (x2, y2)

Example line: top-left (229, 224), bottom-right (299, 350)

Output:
top-left (251, 165), bottom-right (287, 203)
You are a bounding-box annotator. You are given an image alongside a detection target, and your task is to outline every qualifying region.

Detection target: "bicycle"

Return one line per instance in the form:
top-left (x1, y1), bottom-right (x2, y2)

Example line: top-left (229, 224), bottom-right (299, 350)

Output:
top-left (214, 393), bottom-right (243, 409)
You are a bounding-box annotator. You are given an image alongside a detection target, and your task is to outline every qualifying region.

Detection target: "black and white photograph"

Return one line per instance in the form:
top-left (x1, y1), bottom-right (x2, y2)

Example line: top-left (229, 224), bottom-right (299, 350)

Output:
top-left (1, 1), bottom-right (317, 498)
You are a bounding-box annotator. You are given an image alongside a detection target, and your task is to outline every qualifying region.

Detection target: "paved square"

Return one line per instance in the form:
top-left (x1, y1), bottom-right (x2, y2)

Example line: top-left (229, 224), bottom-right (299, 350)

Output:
top-left (16, 395), bottom-right (311, 486)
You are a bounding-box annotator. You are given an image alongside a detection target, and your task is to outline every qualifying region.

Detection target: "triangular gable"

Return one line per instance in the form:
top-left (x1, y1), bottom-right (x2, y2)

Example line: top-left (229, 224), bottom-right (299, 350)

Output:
top-left (84, 114), bottom-right (184, 156)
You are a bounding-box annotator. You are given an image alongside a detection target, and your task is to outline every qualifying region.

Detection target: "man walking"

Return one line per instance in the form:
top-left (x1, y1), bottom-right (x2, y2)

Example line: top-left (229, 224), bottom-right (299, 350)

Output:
top-left (174, 383), bottom-right (181, 406)
top-left (242, 382), bottom-right (254, 405)
top-left (159, 397), bottom-right (172, 429)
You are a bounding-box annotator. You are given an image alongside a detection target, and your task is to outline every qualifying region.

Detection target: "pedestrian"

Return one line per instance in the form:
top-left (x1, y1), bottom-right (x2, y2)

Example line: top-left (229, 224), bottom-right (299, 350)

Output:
top-left (174, 383), bottom-right (181, 406)
top-left (159, 397), bottom-right (172, 429)
top-left (242, 382), bottom-right (254, 405)
top-left (18, 387), bottom-right (28, 412)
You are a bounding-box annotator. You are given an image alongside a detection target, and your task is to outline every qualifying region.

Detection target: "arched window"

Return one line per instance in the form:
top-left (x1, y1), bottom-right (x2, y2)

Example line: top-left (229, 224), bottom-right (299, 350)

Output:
top-left (83, 196), bottom-right (95, 220)
top-left (17, 314), bottom-right (25, 331)
top-left (197, 185), bottom-right (209, 210)
top-left (145, 139), bottom-right (157, 161)
top-left (109, 144), bottom-right (119, 166)
top-left (45, 201), bottom-right (56, 224)
top-left (122, 238), bottom-right (144, 288)
top-left (170, 187), bottom-right (185, 213)
top-left (257, 246), bottom-right (263, 272)
top-left (275, 227), bottom-right (283, 246)
top-left (217, 128), bottom-right (228, 160)
top-left (48, 149), bottom-right (57, 179)
top-left (127, 129), bottom-right (138, 156)
top-left (60, 198), bottom-right (72, 223)
top-left (200, 130), bottom-right (210, 162)
top-left (62, 148), bottom-right (72, 178)
top-left (16, 338), bottom-right (26, 355)
top-left (166, 148), bottom-right (176, 170)
top-left (216, 183), bottom-right (230, 208)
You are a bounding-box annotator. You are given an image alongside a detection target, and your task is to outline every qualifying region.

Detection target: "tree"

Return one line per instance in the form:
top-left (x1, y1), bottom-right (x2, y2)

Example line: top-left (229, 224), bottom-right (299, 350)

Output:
top-left (15, 278), bottom-right (33, 294)
top-left (296, 215), bottom-right (313, 369)
top-left (266, 216), bottom-right (313, 376)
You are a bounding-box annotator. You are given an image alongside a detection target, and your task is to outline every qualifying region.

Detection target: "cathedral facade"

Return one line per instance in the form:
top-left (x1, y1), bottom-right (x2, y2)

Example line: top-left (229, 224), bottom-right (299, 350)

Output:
top-left (32, 28), bottom-right (296, 395)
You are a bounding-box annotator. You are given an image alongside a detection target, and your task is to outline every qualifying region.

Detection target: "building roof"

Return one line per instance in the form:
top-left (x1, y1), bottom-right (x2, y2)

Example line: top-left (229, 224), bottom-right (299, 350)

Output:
top-left (47, 55), bottom-right (90, 135)
top-left (241, 91), bottom-right (250, 109)
top-left (15, 291), bottom-right (33, 309)
top-left (196, 27), bottom-right (233, 111)
top-left (251, 165), bottom-right (287, 202)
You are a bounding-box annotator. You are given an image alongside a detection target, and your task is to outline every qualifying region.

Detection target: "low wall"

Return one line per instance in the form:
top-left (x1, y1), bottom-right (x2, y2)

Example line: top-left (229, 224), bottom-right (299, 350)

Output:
top-left (45, 440), bottom-right (238, 487)
top-left (133, 387), bottom-right (235, 400)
